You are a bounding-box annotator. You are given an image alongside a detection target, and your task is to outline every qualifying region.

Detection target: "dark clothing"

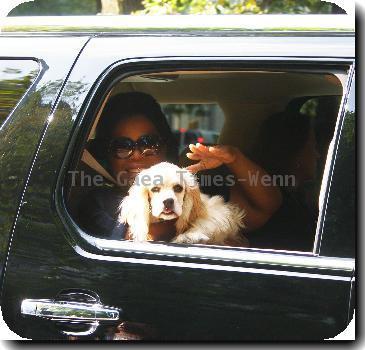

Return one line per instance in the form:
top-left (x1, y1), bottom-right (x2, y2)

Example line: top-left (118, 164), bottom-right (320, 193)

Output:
top-left (246, 188), bottom-right (317, 252)
top-left (78, 185), bottom-right (128, 240)
top-left (196, 164), bottom-right (231, 202)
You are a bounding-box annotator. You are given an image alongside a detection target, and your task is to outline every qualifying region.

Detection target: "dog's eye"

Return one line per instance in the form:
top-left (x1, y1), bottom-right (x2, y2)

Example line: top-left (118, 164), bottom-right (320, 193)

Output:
top-left (151, 186), bottom-right (160, 193)
top-left (173, 184), bottom-right (183, 193)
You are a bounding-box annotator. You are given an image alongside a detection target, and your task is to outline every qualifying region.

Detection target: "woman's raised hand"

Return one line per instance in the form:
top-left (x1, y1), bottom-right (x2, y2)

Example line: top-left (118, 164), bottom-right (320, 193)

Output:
top-left (185, 143), bottom-right (238, 173)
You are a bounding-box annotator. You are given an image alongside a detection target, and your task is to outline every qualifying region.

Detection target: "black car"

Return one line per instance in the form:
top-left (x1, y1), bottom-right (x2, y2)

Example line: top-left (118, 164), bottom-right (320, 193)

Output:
top-left (0, 15), bottom-right (355, 340)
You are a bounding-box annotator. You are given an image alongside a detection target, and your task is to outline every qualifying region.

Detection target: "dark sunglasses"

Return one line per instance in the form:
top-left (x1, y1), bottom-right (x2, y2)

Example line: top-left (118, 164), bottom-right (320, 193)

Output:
top-left (109, 134), bottom-right (165, 159)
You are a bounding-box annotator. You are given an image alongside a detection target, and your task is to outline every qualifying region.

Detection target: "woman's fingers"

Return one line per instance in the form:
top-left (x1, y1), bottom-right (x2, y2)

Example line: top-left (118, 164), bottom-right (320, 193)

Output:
top-left (188, 144), bottom-right (207, 158)
top-left (196, 143), bottom-right (209, 150)
top-left (198, 143), bottom-right (226, 157)
top-left (186, 152), bottom-right (201, 160)
top-left (185, 143), bottom-right (235, 171)
top-left (186, 162), bottom-right (205, 173)
top-left (192, 143), bottom-right (218, 157)
top-left (189, 143), bottom-right (199, 152)
top-left (208, 145), bottom-right (224, 153)
top-left (196, 143), bottom-right (215, 155)
top-left (188, 143), bottom-right (232, 163)
top-left (208, 145), bottom-right (236, 163)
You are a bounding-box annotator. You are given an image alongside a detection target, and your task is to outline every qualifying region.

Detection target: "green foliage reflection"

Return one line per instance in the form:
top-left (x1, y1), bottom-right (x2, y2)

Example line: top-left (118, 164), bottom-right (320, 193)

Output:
top-left (0, 61), bottom-right (39, 127)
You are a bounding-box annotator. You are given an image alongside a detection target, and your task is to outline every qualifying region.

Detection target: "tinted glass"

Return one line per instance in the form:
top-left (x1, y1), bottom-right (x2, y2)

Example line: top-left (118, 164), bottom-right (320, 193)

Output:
top-left (68, 70), bottom-right (344, 253)
top-left (161, 103), bottom-right (224, 153)
top-left (321, 77), bottom-right (355, 258)
top-left (0, 60), bottom-right (39, 127)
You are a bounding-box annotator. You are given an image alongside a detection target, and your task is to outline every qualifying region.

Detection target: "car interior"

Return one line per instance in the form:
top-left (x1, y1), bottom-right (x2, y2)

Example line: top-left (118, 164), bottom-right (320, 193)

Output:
top-left (66, 67), bottom-right (345, 253)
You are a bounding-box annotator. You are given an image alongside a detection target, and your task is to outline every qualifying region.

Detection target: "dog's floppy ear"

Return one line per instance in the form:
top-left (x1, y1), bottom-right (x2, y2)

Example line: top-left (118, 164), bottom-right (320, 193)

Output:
top-left (118, 176), bottom-right (150, 242)
top-left (176, 170), bottom-right (206, 234)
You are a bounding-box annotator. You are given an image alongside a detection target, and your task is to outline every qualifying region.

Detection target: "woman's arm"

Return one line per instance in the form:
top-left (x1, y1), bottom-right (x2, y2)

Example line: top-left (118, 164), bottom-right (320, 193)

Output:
top-left (186, 143), bottom-right (282, 232)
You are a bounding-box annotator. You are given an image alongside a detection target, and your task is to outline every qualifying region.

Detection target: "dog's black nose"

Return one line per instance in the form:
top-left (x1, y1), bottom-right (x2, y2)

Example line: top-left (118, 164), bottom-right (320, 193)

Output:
top-left (163, 198), bottom-right (174, 209)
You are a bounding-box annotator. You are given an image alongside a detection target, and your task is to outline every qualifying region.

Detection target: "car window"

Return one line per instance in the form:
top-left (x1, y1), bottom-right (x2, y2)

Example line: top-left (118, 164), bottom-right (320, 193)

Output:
top-left (0, 60), bottom-right (39, 128)
top-left (65, 68), bottom-right (347, 254)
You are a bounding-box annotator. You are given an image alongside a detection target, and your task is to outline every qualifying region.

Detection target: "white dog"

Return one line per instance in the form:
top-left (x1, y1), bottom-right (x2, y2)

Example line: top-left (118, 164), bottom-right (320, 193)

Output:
top-left (118, 162), bottom-right (247, 246)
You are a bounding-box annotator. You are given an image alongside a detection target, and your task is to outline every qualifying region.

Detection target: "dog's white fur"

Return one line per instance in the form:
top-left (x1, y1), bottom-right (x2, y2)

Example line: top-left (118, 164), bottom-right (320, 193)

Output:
top-left (119, 162), bottom-right (246, 245)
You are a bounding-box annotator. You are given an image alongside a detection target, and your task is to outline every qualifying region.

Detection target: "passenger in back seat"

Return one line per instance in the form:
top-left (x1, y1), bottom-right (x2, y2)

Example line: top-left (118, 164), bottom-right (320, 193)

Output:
top-left (248, 110), bottom-right (321, 251)
top-left (77, 91), bottom-right (281, 242)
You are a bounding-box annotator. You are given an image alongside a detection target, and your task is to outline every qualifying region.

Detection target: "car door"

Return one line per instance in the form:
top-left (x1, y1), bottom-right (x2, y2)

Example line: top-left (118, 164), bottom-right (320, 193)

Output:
top-left (1, 34), bottom-right (355, 340)
top-left (0, 35), bottom-right (89, 292)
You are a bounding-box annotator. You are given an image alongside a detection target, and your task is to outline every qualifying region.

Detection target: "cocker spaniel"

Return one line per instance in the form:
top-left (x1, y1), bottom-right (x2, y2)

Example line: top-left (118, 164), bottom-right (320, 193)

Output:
top-left (119, 162), bottom-right (247, 246)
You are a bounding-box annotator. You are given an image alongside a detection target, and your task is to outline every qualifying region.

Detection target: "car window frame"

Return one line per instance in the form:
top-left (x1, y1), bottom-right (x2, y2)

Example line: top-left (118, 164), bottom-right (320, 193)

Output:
top-left (314, 64), bottom-right (355, 257)
top-left (55, 57), bottom-right (355, 271)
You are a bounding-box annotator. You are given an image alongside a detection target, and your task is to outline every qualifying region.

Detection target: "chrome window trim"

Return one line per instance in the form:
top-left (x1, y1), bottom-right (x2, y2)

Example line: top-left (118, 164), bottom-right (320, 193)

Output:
top-left (79, 231), bottom-right (354, 274)
top-left (313, 63), bottom-right (355, 254)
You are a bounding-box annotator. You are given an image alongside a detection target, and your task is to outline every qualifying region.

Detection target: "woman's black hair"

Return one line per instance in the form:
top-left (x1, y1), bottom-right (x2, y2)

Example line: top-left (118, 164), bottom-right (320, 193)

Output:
top-left (93, 91), bottom-right (178, 163)
top-left (254, 110), bottom-right (312, 176)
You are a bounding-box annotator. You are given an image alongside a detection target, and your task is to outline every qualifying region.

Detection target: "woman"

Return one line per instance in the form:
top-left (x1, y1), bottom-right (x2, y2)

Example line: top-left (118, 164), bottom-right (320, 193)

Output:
top-left (78, 91), bottom-right (282, 242)
top-left (248, 110), bottom-right (321, 251)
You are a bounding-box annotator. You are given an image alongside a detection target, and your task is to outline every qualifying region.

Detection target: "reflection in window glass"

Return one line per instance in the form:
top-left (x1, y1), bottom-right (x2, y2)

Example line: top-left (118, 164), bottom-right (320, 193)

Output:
top-left (0, 60), bottom-right (39, 127)
top-left (162, 104), bottom-right (224, 153)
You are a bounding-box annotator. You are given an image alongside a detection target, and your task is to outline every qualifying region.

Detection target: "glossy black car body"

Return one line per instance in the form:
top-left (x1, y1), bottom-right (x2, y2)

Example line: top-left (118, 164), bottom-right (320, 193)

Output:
top-left (0, 15), bottom-right (355, 340)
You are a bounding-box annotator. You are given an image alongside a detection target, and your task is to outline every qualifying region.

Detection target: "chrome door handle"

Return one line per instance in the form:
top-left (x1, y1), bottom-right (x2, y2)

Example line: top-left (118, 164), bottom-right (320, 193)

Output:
top-left (21, 299), bottom-right (120, 321)
top-left (21, 289), bottom-right (121, 337)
